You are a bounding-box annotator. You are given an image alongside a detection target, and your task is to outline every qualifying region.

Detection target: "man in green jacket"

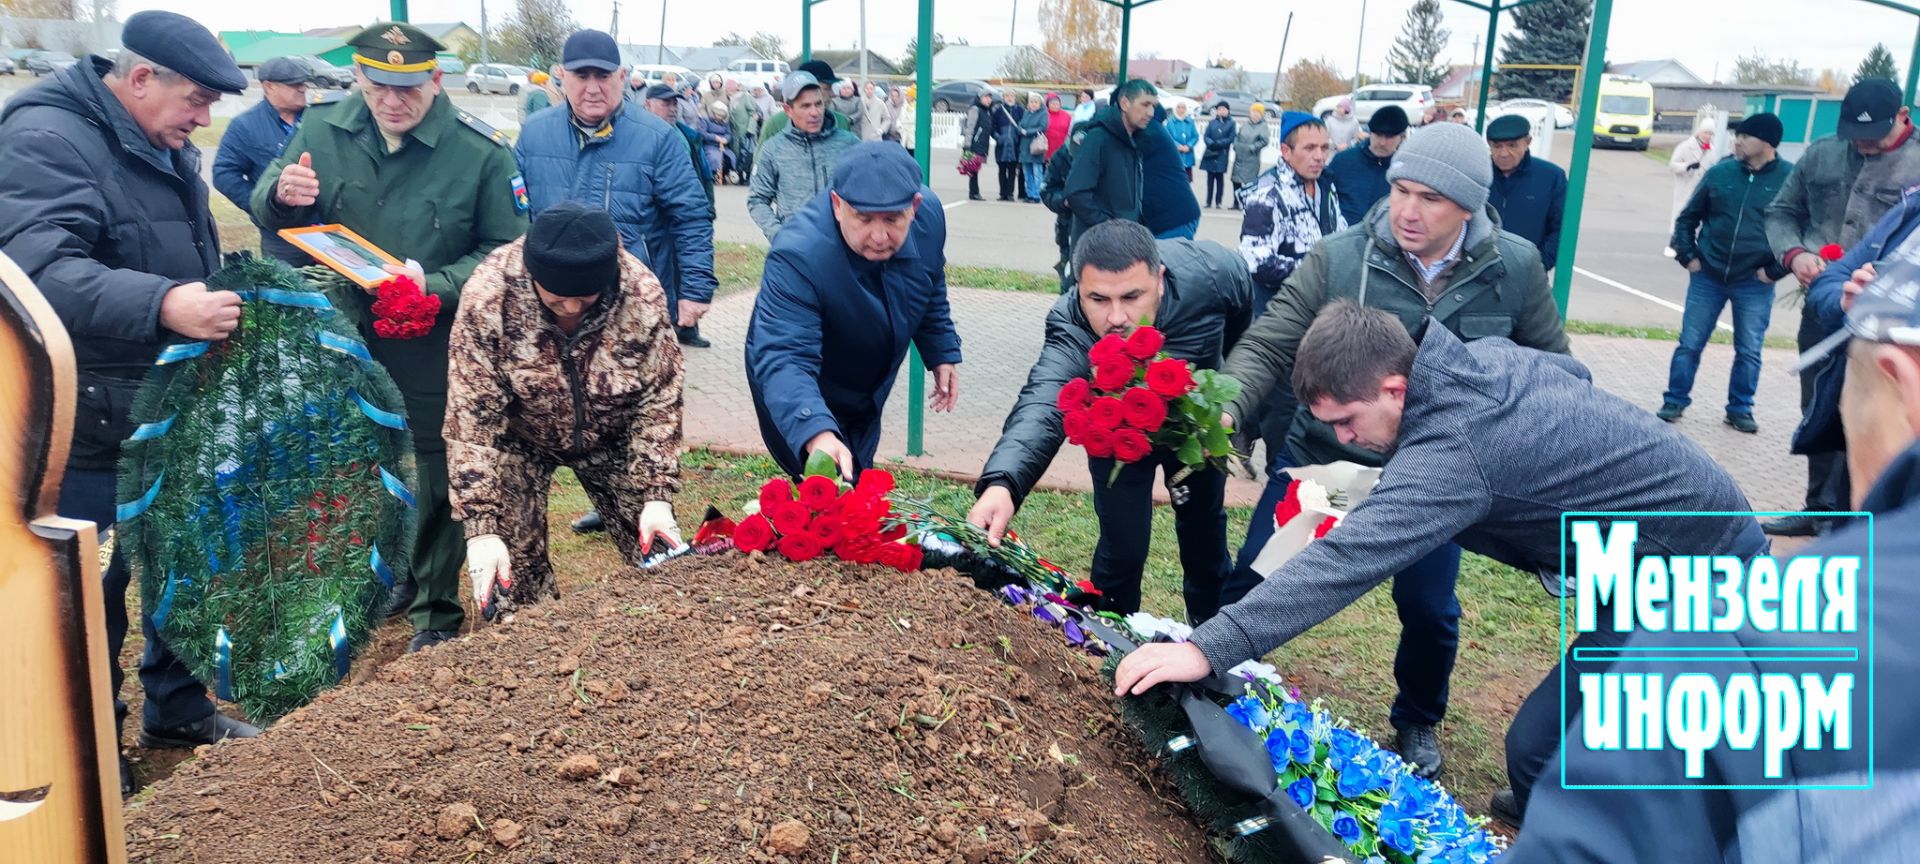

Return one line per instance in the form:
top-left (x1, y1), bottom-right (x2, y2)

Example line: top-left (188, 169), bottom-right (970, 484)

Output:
top-left (1214, 121), bottom-right (1570, 781)
top-left (253, 21), bottom-right (528, 652)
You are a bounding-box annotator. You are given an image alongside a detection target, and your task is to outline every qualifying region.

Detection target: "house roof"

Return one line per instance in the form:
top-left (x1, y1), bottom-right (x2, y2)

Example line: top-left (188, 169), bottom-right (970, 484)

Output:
top-left (302, 26), bottom-right (360, 38)
top-left (1127, 58), bottom-right (1193, 86)
top-left (1432, 64), bottom-right (1486, 99)
top-left (931, 44), bottom-right (1072, 82)
top-left (413, 22), bottom-right (475, 41)
top-left (622, 43), bottom-right (692, 66)
top-left (1607, 59), bottom-right (1704, 86)
top-left (677, 44), bottom-right (760, 72)
top-left (806, 48), bottom-right (901, 76)
top-left (229, 35), bottom-right (352, 65)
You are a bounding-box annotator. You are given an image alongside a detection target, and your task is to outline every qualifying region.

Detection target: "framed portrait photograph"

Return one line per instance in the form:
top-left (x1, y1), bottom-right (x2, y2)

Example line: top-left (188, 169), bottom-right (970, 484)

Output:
top-left (278, 225), bottom-right (402, 289)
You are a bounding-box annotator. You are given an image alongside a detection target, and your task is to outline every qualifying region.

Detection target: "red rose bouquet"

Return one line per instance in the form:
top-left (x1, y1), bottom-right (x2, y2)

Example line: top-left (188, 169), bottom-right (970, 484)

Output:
top-left (732, 454), bottom-right (923, 572)
top-left (957, 151), bottom-right (985, 177)
top-left (1057, 325), bottom-right (1241, 484)
top-left (368, 274), bottom-right (440, 339)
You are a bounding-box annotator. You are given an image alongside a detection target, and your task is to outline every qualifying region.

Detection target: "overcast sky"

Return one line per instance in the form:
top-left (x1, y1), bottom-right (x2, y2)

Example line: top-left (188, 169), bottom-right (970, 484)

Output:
top-left (129, 0), bottom-right (1917, 86)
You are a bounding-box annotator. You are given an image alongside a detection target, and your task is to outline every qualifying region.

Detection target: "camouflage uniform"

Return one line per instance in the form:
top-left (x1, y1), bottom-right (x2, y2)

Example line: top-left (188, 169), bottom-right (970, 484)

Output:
top-left (445, 238), bottom-right (685, 603)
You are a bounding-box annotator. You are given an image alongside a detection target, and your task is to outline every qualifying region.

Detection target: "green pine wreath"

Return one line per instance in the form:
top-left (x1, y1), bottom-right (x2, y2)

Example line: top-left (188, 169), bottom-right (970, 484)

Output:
top-left (116, 256), bottom-right (417, 722)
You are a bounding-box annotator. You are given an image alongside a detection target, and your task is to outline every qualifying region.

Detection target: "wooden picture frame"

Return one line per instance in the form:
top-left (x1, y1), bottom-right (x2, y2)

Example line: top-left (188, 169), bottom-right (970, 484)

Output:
top-left (277, 224), bottom-right (402, 289)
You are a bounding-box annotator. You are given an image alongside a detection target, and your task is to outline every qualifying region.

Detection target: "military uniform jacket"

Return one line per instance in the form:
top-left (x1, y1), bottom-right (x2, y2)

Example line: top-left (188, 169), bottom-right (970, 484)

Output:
top-left (445, 239), bottom-right (684, 538)
top-left (252, 91), bottom-right (528, 453)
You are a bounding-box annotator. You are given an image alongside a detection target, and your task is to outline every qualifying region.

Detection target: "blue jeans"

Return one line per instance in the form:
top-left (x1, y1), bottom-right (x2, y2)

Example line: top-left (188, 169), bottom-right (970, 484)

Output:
top-left (1086, 449), bottom-right (1231, 621)
top-left (1155, 219), bottom-right (1200, 240)
top-left (1022, 162), bottom-right (1046, 200)
top-left (1663, 269), bottom-right (1775, 416)
top-left (1220, 461), bottom-right (1463, 728)
top-left (56, 467), bottom-right (215, 729)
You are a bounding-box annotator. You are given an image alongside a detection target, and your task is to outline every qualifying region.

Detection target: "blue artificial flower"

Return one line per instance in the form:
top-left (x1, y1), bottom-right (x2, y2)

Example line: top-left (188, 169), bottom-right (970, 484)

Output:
top-left (1032, 604), bottom-right (1063, 625)
top-left (1265, 727), bottom-right (1293, 773)
top-left (999, 584), bottom-right (1028, 605)
top-left (1286, 775), bottom-right (1315, 809)
top-left (1330, 809), bottom-right (1362, 845)
top-left (1328, 728), bottom-right (1368, 765)
top-left (1389, 773), bottom-right (1441, 818)
top-left (1336, 753), bottom-right (1387, 798)
top-left (1288, 728), bottom-right (1314, 765)
top-left (1061, 617), bottom-right (1086, 646)
top-left (1281, 700), bottom-right (1315, 732)
top-left (1226, 694), bottom-right (1272, 731)
top-left (1377, 805), bottom-right (1417, 855)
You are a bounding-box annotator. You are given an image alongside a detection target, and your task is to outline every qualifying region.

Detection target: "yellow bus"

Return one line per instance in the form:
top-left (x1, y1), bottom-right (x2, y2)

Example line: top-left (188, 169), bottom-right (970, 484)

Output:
top-left (1591, 74), bottom-right (1655, 150)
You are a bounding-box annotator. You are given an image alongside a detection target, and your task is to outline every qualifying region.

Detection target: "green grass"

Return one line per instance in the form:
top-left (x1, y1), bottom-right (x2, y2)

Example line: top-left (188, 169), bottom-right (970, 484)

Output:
top-left (1566, 318), bottom-right (1799, 351)
top-left (189, 116), bottom-right (232, 150)
top-left (712, 241), bottom-right (1059, 295)
top-left (1644, 144), bottom-right (1674, 165)
top-left (545, 448), bottom-right (1555, 813)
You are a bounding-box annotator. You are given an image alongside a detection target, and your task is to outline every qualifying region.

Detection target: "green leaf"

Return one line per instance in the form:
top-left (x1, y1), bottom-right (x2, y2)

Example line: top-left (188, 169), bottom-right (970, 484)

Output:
top-left (803, 447), bottom-right (839, 480)
top-left (1208, 373), bottom-right (1243, 405)
top-left (1203, 424), bottom-right (1231, 455)
top-left (1177, 436), bottom-right (1203, 466)
top-left (1107, 461), bottom-right (1125, 486)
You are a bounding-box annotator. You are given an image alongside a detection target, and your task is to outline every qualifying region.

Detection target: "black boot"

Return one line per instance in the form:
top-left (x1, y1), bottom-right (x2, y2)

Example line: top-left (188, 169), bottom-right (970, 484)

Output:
top-left (676, 325), bottom-right (711, 348)
top-left (139, 712), bottom-right (262, 749)
top-left (406, 629), bottom-right (460, 653)
top-left (1394, 722), bottom-right (1444, 779)
top-left (380, 578), bottom-right (417, 620)
top-left (571, 510), bottom-right (606, 533)
top-left (1490, 788), bottom-right (1524, 827)
top-left (1762, 513), bottom-right (1828, 537)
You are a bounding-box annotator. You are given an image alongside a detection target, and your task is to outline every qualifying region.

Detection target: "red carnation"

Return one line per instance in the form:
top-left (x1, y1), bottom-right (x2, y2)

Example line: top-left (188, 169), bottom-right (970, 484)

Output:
top-left (798, 474), bottom-right (841, 511)
top-left (1112, 427), bottom-right (1152, 462)
top-left (1274, 479), bottom-right (1303, 527)
top-left (369, 275), bottom-right (440, 340)
top-left (1092, 355), bottom-right (1135, 391)
top-left (879, 523), bottom-right (907, 542)
top-left (1819, 243), bottom-right (1844, 261)
top-left (758, 477), bottom-right (794, 514)
top-left (1145, 357), bottom-right (1196, 398)
top-left (1056, 377), bottom-right (1093, 413)
top-left (1124, 326), bottom-right (1166, 360)
top-left (734, 514), bottom-right (777, 552)
top-left (1083, 427), bottom-right (1116, 458)
top-left (1087, 396), bottom-right (1124, 430)
top-left (777, 532), bottom-right (824, 562)
top-left (894, 543), bottom-right (924, 572)
top-left (1062, 408), bottom-right (1092, 443)
top-left (855, 468), bottom-right (895, 497)
top-left (1313, 516), bottom-right (1337, 539)
top-left (1120, 387), bottom-right (1169, 432)
top-left (1089, 333), bottom-right (1128, 362)
top-left (769, 500), bottom-right (810, 536)
top-left (839, 535), bottom-right (880, 564)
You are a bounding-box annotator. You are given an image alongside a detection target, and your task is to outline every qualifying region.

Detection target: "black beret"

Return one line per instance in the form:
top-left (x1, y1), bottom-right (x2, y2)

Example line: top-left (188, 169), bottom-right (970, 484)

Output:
top-left (1486, 114), bottom-right (1533, 142)
top-left (122, 10), bottom-right (246, 94)
top-left (525, 202), bottom-right (620, 298)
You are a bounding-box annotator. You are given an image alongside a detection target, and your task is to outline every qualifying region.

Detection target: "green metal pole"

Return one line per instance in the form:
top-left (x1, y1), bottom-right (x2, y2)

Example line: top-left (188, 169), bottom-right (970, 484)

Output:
top-left (1550, 0), bottom-right (1612, 316)
top-left (1116, 2), bottom-right (1131, 84)
top-left (801, 0), bottom-right (813, 62)
top-left (1474, 3), bottom-right (1499, 132)
top-left (1908, 18), bottom-right (1920, 104)
top-left (390, 0), bottom-right (408, 22)
top-left (906, 0), bottom-right (933, 458)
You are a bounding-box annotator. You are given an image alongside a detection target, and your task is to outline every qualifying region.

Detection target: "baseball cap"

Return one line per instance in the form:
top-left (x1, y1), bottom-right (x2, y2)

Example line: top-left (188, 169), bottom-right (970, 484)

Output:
top-left (831, 142), bottom-right (922, 211)
top-left (797, 59), bottom-right (840, 85)
top-left (780, 70), bottom-right (822, 103)
top-left (1838, 78), bottom-right (1902, 141)
top-left (562, 30), bottom-right (622, 72)
top-left (643, 83), bottom-right (684, 103)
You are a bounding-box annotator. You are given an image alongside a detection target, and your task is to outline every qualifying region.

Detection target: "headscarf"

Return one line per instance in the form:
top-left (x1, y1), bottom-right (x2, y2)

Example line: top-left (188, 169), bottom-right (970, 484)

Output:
top-left (752, 85), bottom-right (774, 117)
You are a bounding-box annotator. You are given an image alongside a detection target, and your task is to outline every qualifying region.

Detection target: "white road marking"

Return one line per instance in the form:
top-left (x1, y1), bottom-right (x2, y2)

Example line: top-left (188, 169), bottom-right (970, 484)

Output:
top-left (1573, 265), bottom-right (1734, 333)
top-left (943, 199), bottom-right (967, 211)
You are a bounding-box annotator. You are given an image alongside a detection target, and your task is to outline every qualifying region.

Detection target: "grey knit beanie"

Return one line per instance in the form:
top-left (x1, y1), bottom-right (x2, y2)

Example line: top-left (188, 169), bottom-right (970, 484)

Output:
top-left (1386, 122), bottom-right (1493, 213)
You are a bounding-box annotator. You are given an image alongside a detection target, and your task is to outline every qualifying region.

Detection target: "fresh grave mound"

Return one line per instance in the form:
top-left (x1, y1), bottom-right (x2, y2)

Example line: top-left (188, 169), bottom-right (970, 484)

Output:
top-left (125, 555), bottom-right (1212, 863)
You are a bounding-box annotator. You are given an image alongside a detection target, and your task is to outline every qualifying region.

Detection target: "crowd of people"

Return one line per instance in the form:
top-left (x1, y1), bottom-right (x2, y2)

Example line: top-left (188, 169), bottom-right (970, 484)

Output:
top-left (1, 13), bottom-right (1915, 856)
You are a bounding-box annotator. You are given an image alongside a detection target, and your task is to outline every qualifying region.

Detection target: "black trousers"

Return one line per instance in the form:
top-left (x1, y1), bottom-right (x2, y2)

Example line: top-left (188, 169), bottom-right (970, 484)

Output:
top-left (1205, 171), bottom-right (1226, 207)
top-left (968, 172), bottom-right (982, 199)
top-left (1797, 312), bottom-right (1851, 511)
top-left (997, 162), bottom-right (1018, 200)
top-left (1086, 448), bottom-right (1232, 622)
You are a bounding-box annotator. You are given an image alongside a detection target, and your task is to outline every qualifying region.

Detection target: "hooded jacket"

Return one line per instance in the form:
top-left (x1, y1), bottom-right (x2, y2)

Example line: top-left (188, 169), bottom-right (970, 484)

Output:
top-left (1237, 158), bottom-right (1345, 302)
top-left (745, 111), bottom-right (859, 239)
top-left (1191, 323), bottom-right (1765, 674)
top-left (0, 57), bottom-right (222, 469)
top-left (1222, 200), bottom-right (1571, 468)
top-left (446, 238), bottom-right (684, 538)
top-left (1063, 104), bottom-right (1144, 246)
top-left (976, 239), bottom-right (1253, 504)
top-left (1672, 154), bottom-right (1793, 285)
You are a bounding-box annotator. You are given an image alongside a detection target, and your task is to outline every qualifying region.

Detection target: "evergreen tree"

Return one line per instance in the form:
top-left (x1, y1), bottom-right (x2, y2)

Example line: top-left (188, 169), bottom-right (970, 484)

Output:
top-left (1497, 0), bottom-right (1591, 101)
top-left (1857, 43), bottom-right (1900, 86)
top-left (1387, 0), bottom-right (1451, 88)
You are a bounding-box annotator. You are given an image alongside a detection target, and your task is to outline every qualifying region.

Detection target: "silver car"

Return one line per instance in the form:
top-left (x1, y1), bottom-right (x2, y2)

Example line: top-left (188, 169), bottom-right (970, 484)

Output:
top-left (465, 63), bottom-right (530, 96)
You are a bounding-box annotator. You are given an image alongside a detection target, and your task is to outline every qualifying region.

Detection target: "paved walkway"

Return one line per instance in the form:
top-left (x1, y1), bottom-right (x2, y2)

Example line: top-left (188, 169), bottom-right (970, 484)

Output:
top-left (683, 284), bottom-right (1807, 514)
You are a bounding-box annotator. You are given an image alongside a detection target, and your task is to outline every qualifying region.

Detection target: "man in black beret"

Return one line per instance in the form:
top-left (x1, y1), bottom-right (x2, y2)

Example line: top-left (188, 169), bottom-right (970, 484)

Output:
top-left (1486, 112), bottom-right (1569, 270)
top-left (0, 8), bottom-right (257, 792)
top-left (215, 57), bottom-right (313, 264)
top-left (1324, 104), bottom-right (1408, 225)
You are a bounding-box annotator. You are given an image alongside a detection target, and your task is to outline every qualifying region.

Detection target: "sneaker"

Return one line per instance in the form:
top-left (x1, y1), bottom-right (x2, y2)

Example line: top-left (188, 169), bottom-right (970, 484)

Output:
top-left (406, 629), bottom-right (460, 653)
top-left (138, 712), bottom-right (262, 749)
top-left (1490, 788), bottom-right (1524, 827)
top-left (1725, 413), bottom-right (1758, 434)
top-left (1393, 723), bottom-right (1444, 780)
top-left (570, 510), bottom-right (605, 533)
top-left (1762, 514), bottom-right (1828, 537)
top-left (379, 578), bottom-right (417, 620)
top-left (1656, 402), bottom-right (1685, 422)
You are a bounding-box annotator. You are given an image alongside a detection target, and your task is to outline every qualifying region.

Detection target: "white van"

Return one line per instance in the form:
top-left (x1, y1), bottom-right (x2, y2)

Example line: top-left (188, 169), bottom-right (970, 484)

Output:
top-left (629, 64), bottom-right (695, 91)
top-left (725, 58), bottom-right (790, 92)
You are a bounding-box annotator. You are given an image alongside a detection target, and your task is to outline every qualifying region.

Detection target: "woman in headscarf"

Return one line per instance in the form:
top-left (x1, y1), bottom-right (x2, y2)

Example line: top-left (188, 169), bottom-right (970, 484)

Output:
top-left (1200, 100), bottom-right (1235, 208)
top-left (1043, 92), bottom-right (1071, 160)
top-left (959, 90), bottom-right (994, 201)
top-left (699, 100), bottom-right (733, 185)
top-left (1229, 102), bottom-right (1269, 209)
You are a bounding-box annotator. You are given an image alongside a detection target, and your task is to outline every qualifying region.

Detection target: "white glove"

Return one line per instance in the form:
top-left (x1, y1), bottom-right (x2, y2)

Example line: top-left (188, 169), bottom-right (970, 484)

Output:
top-left (467, 534), bottom-right (512, 607)
top-left (639, 501), bottom-right (683, 551)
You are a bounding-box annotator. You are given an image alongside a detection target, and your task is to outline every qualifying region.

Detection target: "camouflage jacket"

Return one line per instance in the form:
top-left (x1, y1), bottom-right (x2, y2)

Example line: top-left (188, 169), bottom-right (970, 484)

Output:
top-left (1238, 161), bottom-right (1345, 297)
top-left (445, 239), bottom-right (685, 537)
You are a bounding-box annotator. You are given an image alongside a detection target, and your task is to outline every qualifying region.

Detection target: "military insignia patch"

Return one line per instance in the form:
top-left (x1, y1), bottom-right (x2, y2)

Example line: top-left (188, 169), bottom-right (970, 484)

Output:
top-left (381, 25), bottom-right (410, 45)
top-left (511, 175), bottom-right (529, 212)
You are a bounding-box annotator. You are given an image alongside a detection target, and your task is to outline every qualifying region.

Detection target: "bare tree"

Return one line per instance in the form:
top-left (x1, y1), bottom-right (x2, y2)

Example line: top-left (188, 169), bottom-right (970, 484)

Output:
top-left (493, 0), bottom-right (577, 69)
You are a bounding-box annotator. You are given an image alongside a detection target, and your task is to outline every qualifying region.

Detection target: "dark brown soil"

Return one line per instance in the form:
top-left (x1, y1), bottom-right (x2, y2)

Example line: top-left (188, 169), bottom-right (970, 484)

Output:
top-left (124, 554), bottom-right (1214, 863)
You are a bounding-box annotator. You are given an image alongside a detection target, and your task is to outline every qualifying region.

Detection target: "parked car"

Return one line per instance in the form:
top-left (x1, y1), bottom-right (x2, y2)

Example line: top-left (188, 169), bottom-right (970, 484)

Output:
top-left (722, 57), bottom-right (788, 93)
top-left (437, 56), bottom-right (466, 75)
top-left (24, 50), bottom-right (78, 77)
top-left (0, 56), bottom-right (14, 76)
top-left (629, 63), bottom-right (694, 91)
top-left (1207, 88), bottom-right (1277, 118)
top-left (465, 63), bottom-right (529, 95)
top-left (1497, 98), bottom-right (1575, 130)
top-left (928, 79), bottom-right (994, 113)
top-left (290, 55), bottom-right (353, 89)
top-left (1314, 84), bottom-right (1435, 126)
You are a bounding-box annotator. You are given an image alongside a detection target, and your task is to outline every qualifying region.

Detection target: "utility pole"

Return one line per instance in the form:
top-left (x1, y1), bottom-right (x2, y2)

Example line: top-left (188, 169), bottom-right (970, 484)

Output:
top-left (1352, 0), bottom-right (1366, 91)
top-left (1469, 34), bottom-right (1479, 104)
top-left (859, 0), bottom-right (870, 83)
top-left (656, 0), bottom-right (668, 68)
top-left (479, 0), bottom-right (490, 63)
top-left (610, 0), bottom-right (620, 44)
top-left (1269, 11), bottom-right (1292, 102)
top-left (1010, 0), bottom-right (1017, 45)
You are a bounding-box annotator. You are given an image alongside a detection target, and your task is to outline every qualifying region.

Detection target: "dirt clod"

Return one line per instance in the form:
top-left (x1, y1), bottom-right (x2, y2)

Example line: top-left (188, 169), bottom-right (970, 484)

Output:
top-left (765, 819), bottom-right (810, 855)
top-left (555, 754), bottom-right (600, 780)
top-left (435, 802), bottom-right (477, 840)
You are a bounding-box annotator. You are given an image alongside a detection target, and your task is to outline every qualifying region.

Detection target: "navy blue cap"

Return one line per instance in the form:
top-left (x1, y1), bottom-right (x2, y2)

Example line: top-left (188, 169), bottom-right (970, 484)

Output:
top-left (643, 83), bottom-right (684, 102)
top-left (798, 59), bottom-right (840, 84)
top-left (562, 29), bottom-right (621, 72)
top-left (122, 10), bottom-right (246, 94)
top-left (831, 142), bottom-right (922, 211)
top-left (256, 57), bottom-right (311, 85)
top-left (1485, 114), bottom-right (1532, 141)
top-left (1839, 78), bottom-right (1902, 140)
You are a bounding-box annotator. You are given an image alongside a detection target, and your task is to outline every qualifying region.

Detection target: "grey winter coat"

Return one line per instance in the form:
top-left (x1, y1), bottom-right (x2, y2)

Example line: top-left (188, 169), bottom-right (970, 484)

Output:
top-left (746, 112), bottom-right (860, 239)
top-left (1018, 106), bottom-right (1049, 165)
top-left (1230, 119), bottom-right (1267, 187)
top-left (1765, 130), bottom-right (1920, 262)
top-left (0, 58), bottom-right (222, 469)
top-left (1189, 324), bottom-right (1766, 675)
top-left (1223, 201), bottom-right (1571, 468)
top-left (976, 239), bottom-right (1254, 504)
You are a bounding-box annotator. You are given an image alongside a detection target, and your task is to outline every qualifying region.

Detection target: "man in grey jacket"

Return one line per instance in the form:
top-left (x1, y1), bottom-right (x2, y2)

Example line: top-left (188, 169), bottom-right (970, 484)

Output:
top-left (1764, 77), bottom-right (1920, 536)
top-left (1114, 301), bottom-right (1766, 827)
top-left (967, 220), bottom-right (1253, 620)
top-left (748, 70), bottom-right (859, 239)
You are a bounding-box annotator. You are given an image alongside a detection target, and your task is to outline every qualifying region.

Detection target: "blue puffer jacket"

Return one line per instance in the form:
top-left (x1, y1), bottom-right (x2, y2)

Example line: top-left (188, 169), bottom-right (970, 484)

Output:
top-left (514, 99), bottom-right (717, 302)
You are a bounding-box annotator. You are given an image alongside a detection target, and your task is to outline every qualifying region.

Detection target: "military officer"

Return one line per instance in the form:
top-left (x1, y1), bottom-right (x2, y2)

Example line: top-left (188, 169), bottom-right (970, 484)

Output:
top-left (252, 21), bottom-right (528, 653)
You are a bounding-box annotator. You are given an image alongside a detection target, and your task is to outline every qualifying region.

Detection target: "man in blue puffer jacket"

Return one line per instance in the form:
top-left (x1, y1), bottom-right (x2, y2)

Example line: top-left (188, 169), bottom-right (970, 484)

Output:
top-left (515, 30), bottom-right (715, 339)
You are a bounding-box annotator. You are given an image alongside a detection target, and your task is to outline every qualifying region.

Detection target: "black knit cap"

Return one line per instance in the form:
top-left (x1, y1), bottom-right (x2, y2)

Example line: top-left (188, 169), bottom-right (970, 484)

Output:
top-left (525, 202), bottom-right (620, 297)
